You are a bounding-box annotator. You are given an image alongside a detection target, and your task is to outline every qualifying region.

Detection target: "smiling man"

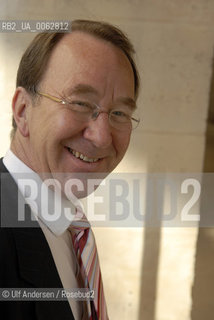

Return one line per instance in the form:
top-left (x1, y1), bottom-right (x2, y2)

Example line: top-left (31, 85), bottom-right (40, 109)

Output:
top-left (0, 20), bottom-right (140, 320)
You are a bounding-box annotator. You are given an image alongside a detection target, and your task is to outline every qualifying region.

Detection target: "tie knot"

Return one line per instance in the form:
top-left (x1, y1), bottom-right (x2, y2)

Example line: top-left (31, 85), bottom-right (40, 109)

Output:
top-left (68, 207), bottom-right (90, 235)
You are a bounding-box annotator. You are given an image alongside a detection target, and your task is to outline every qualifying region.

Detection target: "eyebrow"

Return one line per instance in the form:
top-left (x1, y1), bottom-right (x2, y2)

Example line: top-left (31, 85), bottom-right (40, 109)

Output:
top-left (65, 83), bottom-right (137, 110)
top-left (116, 97), bottom-right (137, 110)
top-left (65, 84), bottom-right (99, 96)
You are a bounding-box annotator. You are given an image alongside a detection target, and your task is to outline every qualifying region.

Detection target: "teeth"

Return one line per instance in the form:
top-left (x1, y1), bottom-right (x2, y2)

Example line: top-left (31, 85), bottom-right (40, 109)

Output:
top-left (67, 147), bottom-right (99, 163)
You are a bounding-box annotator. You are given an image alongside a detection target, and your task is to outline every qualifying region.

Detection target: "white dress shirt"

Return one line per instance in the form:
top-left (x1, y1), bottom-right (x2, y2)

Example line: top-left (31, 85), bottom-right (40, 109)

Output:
top-left (3, 149), bottom-right (83, 319)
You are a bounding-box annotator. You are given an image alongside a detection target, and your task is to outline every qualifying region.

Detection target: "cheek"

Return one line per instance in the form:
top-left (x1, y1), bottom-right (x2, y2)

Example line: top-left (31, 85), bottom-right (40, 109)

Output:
top-left (42, 112), bottom-right (83, 144)
top-left (53, 115), bottom-right (84, 143)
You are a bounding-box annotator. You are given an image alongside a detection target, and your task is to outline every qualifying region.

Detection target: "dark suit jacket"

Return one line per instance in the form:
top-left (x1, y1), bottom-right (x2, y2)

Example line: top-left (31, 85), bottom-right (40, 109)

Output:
top-left (0, 159), bottom-right (75, 320)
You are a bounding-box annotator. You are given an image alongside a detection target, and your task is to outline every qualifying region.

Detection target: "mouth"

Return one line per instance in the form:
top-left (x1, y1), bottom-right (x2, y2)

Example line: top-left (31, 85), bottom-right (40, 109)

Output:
top-left (65, 147), bottom-right (100, 163)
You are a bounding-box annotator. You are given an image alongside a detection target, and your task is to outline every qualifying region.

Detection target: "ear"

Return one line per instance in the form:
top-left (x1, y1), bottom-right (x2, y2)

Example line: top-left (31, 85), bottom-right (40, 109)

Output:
top-left (12, 87), bottom-right (32, 137)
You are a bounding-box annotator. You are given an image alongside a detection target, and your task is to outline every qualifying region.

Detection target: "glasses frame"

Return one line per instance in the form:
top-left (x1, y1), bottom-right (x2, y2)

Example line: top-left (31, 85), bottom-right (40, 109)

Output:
top-left (36, 91), bottom-right (140, 130)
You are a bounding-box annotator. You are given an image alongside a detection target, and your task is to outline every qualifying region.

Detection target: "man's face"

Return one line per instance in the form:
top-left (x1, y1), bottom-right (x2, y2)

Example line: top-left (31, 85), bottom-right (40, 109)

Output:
top-left (25, 32), bottom-right (135, 197)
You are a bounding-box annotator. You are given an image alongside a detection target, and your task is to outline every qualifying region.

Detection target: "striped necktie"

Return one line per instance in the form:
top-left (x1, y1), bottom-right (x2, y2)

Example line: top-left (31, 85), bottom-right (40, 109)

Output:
top-left (69, 207), bottom-right (109, 320)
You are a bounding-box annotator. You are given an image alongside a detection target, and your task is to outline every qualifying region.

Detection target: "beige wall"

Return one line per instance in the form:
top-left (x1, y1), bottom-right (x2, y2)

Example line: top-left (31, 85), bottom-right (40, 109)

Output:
top-left (1, 1), bottom-right (214, 319)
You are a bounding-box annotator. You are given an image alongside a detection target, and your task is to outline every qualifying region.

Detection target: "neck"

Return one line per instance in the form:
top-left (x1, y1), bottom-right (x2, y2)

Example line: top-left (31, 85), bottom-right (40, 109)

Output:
top-left (10, 132), bottom-right (33, 170)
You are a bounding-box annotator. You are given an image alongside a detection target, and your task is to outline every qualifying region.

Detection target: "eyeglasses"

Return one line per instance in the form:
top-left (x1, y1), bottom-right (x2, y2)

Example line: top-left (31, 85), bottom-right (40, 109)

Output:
top-left (36, 91), bottom-right (140, 131)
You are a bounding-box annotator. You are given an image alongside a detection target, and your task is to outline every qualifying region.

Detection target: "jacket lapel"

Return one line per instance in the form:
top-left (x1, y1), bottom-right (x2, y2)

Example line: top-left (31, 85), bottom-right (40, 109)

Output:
top-left (12, 227), bottom-right (74, 320)
top-left (0, 158), bottom-right (74, 320)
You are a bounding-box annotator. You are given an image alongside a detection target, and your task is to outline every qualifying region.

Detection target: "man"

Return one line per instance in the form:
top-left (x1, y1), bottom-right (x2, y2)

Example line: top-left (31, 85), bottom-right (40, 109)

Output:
top-left (0, 20), bottom-right (140, 319)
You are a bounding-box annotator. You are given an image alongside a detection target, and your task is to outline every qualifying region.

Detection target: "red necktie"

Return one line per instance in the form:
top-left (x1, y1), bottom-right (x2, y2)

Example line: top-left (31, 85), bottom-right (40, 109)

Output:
top-left (69, 207), bottom-right (109, 320)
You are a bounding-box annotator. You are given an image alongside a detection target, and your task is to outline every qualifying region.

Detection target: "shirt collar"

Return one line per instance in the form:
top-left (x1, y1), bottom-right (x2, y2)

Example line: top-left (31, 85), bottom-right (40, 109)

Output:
top-left (3, 149), bottom-right (76, 236)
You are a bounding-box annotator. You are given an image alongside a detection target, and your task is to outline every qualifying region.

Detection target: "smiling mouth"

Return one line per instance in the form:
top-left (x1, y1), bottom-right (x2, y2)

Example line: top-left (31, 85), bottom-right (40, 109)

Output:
top-left (65, 147), bottom-right (100, 163)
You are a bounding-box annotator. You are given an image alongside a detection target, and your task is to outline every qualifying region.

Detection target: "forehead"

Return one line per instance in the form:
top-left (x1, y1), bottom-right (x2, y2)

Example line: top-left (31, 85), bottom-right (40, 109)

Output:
top-left (40, 31), bottom-right (135, 99)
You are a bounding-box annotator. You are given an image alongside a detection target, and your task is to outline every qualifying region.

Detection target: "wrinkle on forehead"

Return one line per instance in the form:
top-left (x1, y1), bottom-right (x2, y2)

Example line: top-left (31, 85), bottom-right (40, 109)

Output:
top-left (40, 31), bottom-right (135, 104)
top-left (62, 31), bottom-right (134, 79)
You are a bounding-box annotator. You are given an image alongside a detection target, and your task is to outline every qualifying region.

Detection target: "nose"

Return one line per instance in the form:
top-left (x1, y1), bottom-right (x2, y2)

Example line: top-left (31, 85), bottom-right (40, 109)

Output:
top-left (83, 112), bottom-right (113, 148)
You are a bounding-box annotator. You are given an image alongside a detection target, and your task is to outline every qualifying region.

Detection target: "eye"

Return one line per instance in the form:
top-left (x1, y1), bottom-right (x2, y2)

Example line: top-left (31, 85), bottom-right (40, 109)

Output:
top-left (68, 100), bottom-right (94, 112)
top-left (72, 100), bottom-right (91, 107)
top-left (111, 110), bottom-right (130, 121)
top-left (112, 110), bottom-right (126, 116)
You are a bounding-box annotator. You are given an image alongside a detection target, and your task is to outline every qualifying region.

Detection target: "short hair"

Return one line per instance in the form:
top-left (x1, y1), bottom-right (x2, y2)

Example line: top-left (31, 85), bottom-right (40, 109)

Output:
top-left (11, 19), bottom-right (140, 138)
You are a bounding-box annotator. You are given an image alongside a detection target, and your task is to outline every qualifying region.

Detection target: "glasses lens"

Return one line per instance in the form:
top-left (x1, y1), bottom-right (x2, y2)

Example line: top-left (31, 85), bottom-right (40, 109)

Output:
top-left (109, 113), bottom-right (140, 131)
top-left (68, 100), bottom-right (96, 122)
